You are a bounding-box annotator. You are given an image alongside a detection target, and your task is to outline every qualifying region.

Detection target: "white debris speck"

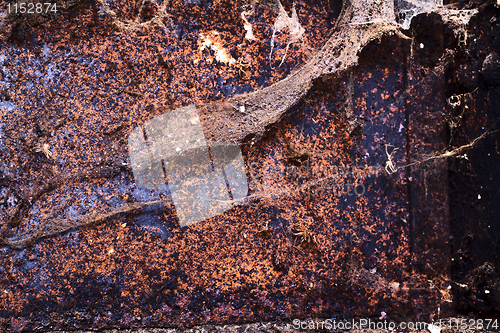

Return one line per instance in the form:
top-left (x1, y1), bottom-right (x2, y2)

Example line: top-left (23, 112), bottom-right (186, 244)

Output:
top-left (420, 43), bottom-right (425, 49)
top-left (485, 290), bottom-right (490, 294)
top-left (478, 194), bottom-right (481, 199)
top-left (239, 105), bottom-right (246, 113)
top-left (241, 11), bottom-right (256, 42)
top-left (199, 31), bottom-right (236, 65)
top-left (379, 311), bottom-right (387, 320)
top-left (398, 123), bottom-right (404, 132)
top-left (389, 282), bottom-right (400, 290)
top-left (427, 323), bottom-right (441, 333)
top-left (176, 147), bottom-right (182, 152)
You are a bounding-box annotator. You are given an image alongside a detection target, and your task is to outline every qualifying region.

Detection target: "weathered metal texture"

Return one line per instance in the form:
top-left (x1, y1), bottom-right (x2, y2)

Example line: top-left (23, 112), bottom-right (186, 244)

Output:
top-left (447, 3), bottom-right (500, 315)
top-left (405, 12), bottom-right (452, 319)
top-left (0, 0), bottom-right (497, 331)
top-left (343, 34), bottom-right (412, 318)
top-left (407, 12), bottom-right (450, 274)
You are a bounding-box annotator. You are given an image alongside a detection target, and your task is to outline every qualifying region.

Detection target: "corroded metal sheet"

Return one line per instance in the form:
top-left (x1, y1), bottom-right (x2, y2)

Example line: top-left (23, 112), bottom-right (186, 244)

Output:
top-left (1, 0), bottom-right (498, 331)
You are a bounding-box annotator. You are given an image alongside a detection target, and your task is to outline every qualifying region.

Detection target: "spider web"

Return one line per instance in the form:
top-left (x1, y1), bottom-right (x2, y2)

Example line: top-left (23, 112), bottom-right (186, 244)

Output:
top-left (394, 0), bottom-right (443, 30)
top-left (339, 0), bottom-right (444, 28)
